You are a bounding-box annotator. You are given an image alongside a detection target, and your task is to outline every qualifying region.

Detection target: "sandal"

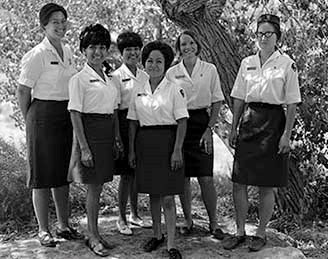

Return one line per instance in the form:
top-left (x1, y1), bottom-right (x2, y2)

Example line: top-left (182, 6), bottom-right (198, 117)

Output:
top-left (100, 237), bottom-right (115, 250)
top-left (179, 221), bottom-right (194, 236)
top-left (209, 227), bottom-right (226, 240)
top-left (248, 236), bottom-right (267, 252)
top-left (116, 221), bottom-right (133, 235)
top-left (85, 238), bottom-right (111, 257)
top-left (56, 226), bottom-right (84, 240)
top-left (38, 231), bottom-right (57, 247)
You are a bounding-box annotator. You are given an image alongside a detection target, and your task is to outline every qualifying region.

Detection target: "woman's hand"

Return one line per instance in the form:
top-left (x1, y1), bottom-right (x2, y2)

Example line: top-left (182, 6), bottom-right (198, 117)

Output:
top-left (171, 148), bottom-right (183, 171)
top-left (114, 137), bottom-right (124, 160)
top-left (199, 128), bottom-right (213, 155)
top-left (128, 151), bottom-right (136, 169)
top-left (81, 147), bottom-right (94, 167)
top-left (278, 133), bottom-right (291, 154)
top-left (229, 128), bottom-right (238, 149)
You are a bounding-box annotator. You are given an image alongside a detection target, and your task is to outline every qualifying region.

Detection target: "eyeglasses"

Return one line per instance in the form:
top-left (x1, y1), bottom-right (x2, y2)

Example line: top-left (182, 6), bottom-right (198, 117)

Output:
top-left (256, 31), bottom-right (276, 38)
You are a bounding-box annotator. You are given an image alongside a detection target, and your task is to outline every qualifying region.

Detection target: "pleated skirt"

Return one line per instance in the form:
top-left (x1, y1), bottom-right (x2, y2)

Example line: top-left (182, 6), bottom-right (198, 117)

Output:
top-left (114, 109), bottom-right (134, 175)
top-left (135, 125), bottom-right (184, 195)
top-left (25, 99), bottom-right (72, 188)
top-left (184, 109), bottom-right (213, 177)
top-left (68, 113), bottom-right (114, 184)
top-left (232, 102), bottom-right (288, 187)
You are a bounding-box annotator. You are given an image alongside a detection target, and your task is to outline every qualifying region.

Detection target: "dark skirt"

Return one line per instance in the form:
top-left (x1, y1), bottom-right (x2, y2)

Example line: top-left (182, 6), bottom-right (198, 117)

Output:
top-left (26, 99), bottom-right (72, 188)
top-left (68, 113), bottom-right (115, 184)
top-left (114, 109), bottom-right (134, 175)
top-left (184, 109), bottom-right (213, 177)
top-left (232, 102), bottom-right (288, 187)
top-left (135, 125), bottom-right (184, 195)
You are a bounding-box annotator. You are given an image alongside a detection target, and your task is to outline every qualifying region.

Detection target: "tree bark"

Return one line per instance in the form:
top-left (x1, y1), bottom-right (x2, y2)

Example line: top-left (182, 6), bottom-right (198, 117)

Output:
top-left (157, 0), bottom-right (303, 216)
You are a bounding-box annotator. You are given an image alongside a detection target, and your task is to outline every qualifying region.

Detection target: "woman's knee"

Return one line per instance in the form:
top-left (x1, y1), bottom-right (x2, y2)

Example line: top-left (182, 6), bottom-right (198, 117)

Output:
top-left (162, 195), bottom-right (175, 210)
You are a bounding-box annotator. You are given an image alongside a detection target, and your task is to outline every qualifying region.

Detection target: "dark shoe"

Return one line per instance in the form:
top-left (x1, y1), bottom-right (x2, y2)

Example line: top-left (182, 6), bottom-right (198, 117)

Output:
top-left (143, 235), bottom-right (165, 252)
top-left (56, 226), bottom-right (84, 240)
top-left (179, 221), bottom-right (194, 236)
top-left (168, 248), bottom-right (182, 259)
top-left (85, 238), bottom-right (111, 257)
top-left (248, 236), bottom-right (267, 252)
top-left (223, 233), bottom-right (246, 250)
top-left (38, 231), bottom-right (57, 247)
top-left (210, 227), bottom-right (226, 240)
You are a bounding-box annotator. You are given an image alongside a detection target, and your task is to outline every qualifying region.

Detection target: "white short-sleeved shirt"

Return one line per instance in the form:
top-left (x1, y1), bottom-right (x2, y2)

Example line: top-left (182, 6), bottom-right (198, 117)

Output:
top-left (231, 50), bottom-right (301, 104)
top-left (127, 77), bottom-right (189, 126)
top-left (111, 63), bottom-right (149, 110)
top-left (18, 37), bottom-right (77, 100)
top-left (68, 64), bottom-right (120, 114)
top-left (166, 58), bottom-right (224, 110)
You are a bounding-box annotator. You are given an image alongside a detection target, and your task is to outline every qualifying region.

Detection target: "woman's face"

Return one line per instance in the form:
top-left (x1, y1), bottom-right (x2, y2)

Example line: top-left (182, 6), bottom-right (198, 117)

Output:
top-left (84, 44), bottom-right (108, 68)
top-left (145, 50), bottom-right (165, 79)
top-left (122, 46), bottom-right (141, 67)
top-left (44, 11), bottom-right (67, 41)
top-left (256, 22), bottom-right (277, 53)
top-left (179, 34), bottom-right (198, 59)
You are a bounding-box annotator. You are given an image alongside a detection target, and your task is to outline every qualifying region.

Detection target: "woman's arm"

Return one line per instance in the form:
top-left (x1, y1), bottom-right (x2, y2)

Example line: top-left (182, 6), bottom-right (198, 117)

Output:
top-left (200, 101), bottom-right (221, 154)
top-left (16, 84), bottom-right (32, 121)
top-left (113, 109), bottom-right (123, 159)
top-left (128, 119), bottom-right (139, 168)
top-left (70, 110), bottom-right (93, 167)
top-left (229, 98), bottom-right (246, 148)
top-left (171, 117), bottom-right (187, 171)
top-left (278, 103), bottom-right (297, 154)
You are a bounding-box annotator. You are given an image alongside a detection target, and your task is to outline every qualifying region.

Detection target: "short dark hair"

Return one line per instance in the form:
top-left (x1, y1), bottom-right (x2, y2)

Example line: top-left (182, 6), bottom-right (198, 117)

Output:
top-left (175, 30), bottom-right (202, 56)
top-left (141, 41), bottom-right (174, 72)
top-left (117, 31), bottom-right (143, 54)
top-left (79, 24), bottom-right (111, 52)
top-left (257, 14), bottom-right (281, 40)
top-left (39, 3), bottom-right (67, 27)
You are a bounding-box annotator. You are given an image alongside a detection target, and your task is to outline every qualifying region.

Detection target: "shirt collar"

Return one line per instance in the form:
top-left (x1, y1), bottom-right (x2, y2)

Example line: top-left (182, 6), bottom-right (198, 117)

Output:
top-left (83, 63), bottom-right (107, 84)
top-left (178, 57), bottom-right (201, 79)
top-left (121, 63), bottom-right (140, 80)
top-left (144, 76), bottom-right (168, 95)
top-left (256, 50), bottom-right (281, 66)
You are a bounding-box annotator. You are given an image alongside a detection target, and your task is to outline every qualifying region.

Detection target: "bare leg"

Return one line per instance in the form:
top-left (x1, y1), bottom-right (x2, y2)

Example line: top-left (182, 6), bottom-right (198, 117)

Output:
top-left (118, 174), bottom-right (132, 224)
top-left (257, 187), bottom-right (275, 237)
top-left (52, 184), bottom-right (70, 229)
top-left (178, 177), bottom-right (192, 227)
top-left (162, 195), bottom-right (176, 250)
top-left (32, 188), bottom-right (50, 232)
top-left (149, 194), bottom-right (162, 239)
top-left (86, 184), bottom-right (103, 239)
top-left (198, 176), bottom-right (218, 230)
top-left (129, 173), bottom-right (139, 219)
top-left (233, 183), bottom-right (248, 236)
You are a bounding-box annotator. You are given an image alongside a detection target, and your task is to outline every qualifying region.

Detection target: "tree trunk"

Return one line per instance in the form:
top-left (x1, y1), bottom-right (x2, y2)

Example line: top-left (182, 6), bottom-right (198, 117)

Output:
top-left (157, 0), bottom-right (303, 216)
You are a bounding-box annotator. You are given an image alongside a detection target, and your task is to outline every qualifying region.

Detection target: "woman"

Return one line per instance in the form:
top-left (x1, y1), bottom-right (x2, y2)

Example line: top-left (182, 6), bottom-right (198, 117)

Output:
top-left (68, 24), bottom-right (121, 257)
top-left (112, 31), bottom-right (149, 235)
top-left (166, 30), bottom-right (225, 239)
top-left (223, 14), bottom-right (301, 251)
top-left (128, 41), bottom-right (188, 259)
top-left (17, 3), bottom-right (83, 247)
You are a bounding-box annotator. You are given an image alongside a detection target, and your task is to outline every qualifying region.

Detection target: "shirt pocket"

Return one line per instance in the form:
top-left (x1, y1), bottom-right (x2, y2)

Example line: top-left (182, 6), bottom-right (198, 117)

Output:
top-left (39, 62), bottom-right (61, 84)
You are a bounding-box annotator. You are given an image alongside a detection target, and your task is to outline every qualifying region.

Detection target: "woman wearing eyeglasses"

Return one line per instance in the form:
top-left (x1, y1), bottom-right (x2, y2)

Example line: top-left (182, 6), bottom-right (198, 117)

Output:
top-left (223, 14), bottom-right (301, 251)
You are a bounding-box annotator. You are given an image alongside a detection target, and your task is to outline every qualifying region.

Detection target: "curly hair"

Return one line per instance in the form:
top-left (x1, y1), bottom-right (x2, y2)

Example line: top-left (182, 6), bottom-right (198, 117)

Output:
top-left (79, 24), bottom-right (111, 52)
top-left (117, 31), bottom-right (143, 54)
top-left (141, 41), bottom-right (174, 72)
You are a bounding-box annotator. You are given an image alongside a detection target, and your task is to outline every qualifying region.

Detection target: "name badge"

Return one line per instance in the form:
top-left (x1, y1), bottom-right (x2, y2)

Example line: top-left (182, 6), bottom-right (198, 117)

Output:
top-left (89, 79), bottom-right (100, 83)
top-left (122, 78), bottom-right (131, 82)
top-left (247, 67), bottom-right (257, 71)
top-left (137, 93), bottom-right (148, 97)
top-left (175, 75), bottom-right (185, 79)
top-left (50, 61), bottom-right (59, 65)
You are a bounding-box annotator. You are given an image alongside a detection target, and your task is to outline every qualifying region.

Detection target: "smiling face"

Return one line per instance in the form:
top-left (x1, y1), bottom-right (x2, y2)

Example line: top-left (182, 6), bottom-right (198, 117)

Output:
top-left (257, 22), bottom-right (277, 53)
top-left (122, 46), bottom-right (141, 68)
top-left (145, 50), bottom-right (165, 80)
top-left (179, 34), bottom-right (198, 59)
top-left (44, 11), bottom-right (67, 41)
top-left (84, 44), bottom-right (108, 69)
